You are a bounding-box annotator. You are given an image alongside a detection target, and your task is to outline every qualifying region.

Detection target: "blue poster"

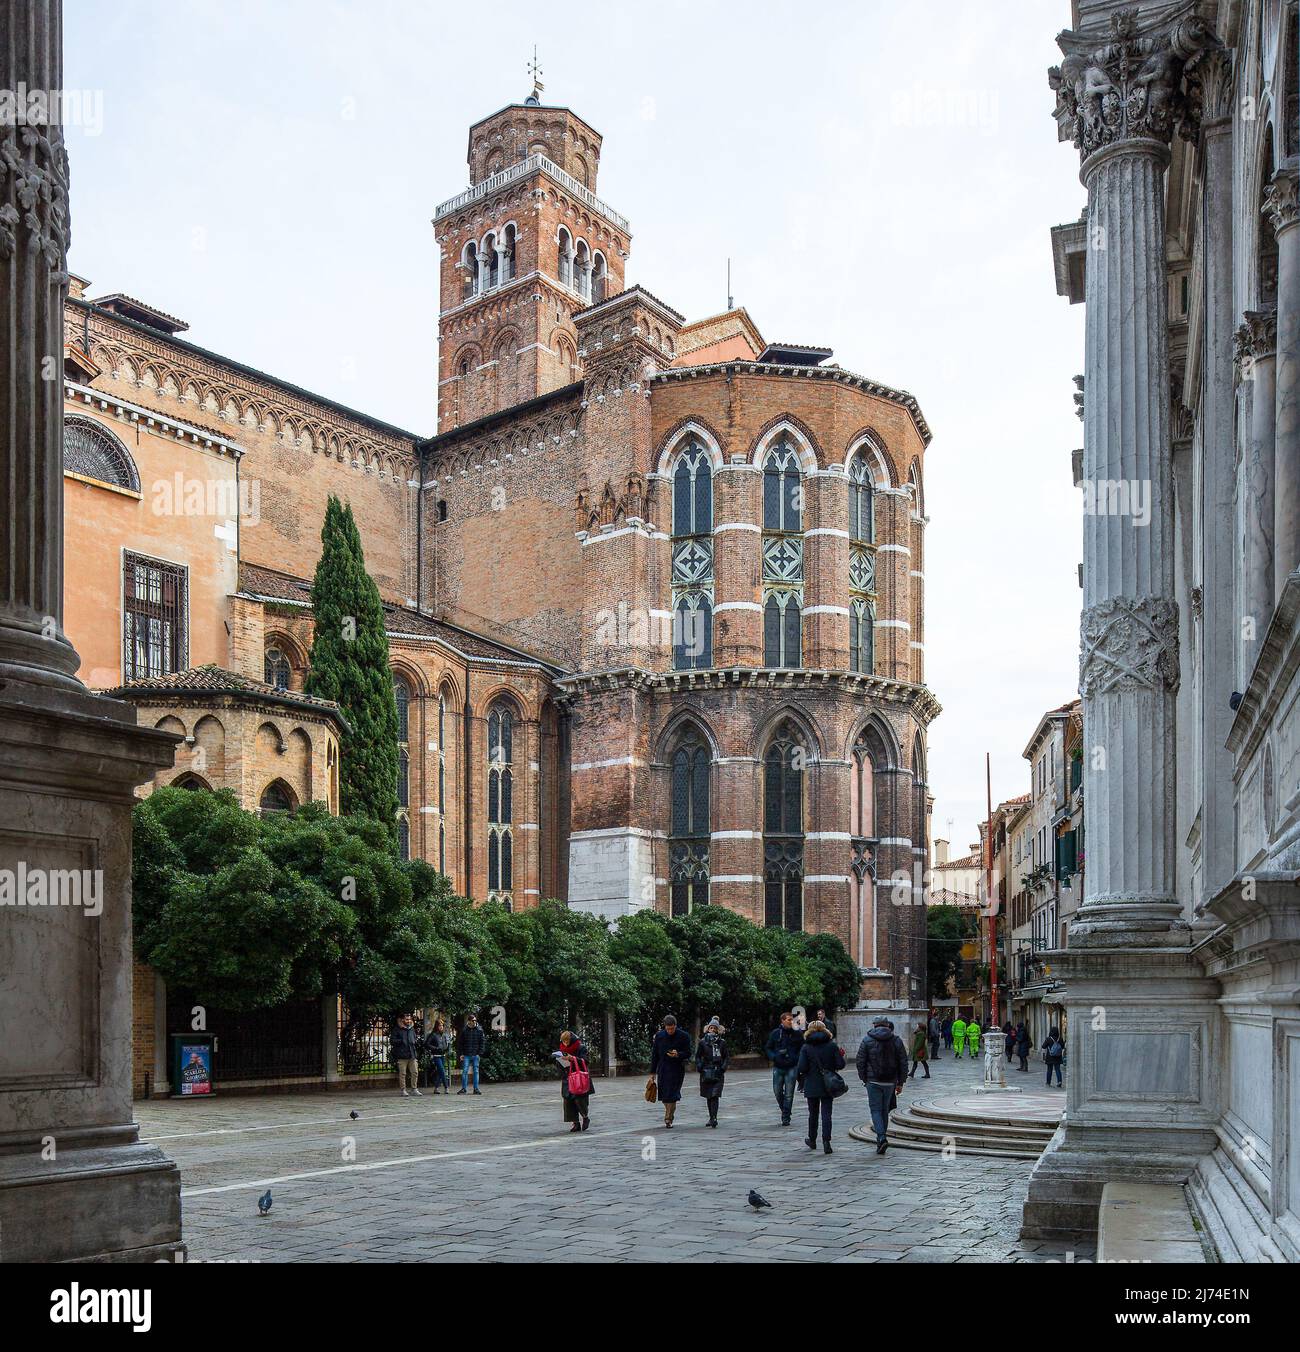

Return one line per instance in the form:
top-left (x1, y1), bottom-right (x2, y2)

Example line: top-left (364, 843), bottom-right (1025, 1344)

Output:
top-left (179, 1044), bottom-right (212, 1095)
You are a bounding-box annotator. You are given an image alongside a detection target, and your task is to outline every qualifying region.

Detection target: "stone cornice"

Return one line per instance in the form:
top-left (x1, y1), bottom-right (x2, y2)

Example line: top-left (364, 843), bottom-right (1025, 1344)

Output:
top-left (652, 362), bottom-right (932, 447)
top-left (553, 665), bottom-right (942, 722)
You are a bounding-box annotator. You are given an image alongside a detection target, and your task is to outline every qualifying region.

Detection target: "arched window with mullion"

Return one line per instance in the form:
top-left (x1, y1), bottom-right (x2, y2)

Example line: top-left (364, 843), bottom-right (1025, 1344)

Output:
top-left (762, 437), bottom-right (803, 668)
top-left (393, 674), bottom-right (412, 859)
top-left (848, 451), bottom-right (879, 675)
top-left (487, 702), bottom-right (514, 905)
top-left (671, 438), bottom-right (714, 671)
top-left (763, 726), bottom-right (804, 931)
top-left (669, 736), bottom-right (711, 916)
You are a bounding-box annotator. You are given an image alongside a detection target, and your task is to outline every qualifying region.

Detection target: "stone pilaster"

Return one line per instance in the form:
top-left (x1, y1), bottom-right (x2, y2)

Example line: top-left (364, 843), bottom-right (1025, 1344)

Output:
top-left (0, 0), bottom-right (184, 1261)
top-left (1263, 158), bottom-right (1300, 596)
top-left (1235, 308), bottom-right (1277, 679)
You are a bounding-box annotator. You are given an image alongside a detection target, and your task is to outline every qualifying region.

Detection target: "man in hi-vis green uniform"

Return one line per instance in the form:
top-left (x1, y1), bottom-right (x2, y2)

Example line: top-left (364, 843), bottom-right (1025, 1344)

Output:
top-left (966, 1020), bottom-right (981, 1058)
top-left (952, 1016), bottom-right (967, 1058)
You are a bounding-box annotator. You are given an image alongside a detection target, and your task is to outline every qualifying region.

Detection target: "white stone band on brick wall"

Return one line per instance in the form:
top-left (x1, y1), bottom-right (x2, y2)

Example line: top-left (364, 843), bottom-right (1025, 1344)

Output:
top-left (714, 601), bottom-right (763, 612)
top-left (804, 605), bottom-right (849, 616)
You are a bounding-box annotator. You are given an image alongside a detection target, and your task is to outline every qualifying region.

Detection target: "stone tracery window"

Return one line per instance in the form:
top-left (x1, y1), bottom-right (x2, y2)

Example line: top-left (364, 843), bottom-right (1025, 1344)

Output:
top-left (850, 726), bottom-right (889, 968)
top-left (848, 451), bottom-right (878, 674)
top-left (669, 734), bottom-right (711, 916)
top-left (671, 438), bottom-right (713, 670)
top-left (487, 701), bottom-right (514, 904)
top-left (394, 674), bottom-right (411, 858)
top-left (265, 646), bottom-right (291, 690)
top-left (762, 437), bottom-right (803, 668)
top-left (763, 724), bottom-right (805, 931)
top-left (64, 415), bottom-right (140, 492)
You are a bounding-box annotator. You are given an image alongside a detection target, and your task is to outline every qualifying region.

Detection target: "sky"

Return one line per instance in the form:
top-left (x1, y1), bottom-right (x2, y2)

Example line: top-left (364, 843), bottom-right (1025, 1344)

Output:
top-left (63, 0), bottom-right (1087, 851)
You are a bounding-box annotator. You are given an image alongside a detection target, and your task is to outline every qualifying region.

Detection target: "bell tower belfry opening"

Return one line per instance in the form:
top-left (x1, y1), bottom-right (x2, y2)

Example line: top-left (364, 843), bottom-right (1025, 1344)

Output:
top-left (433, 76), bottom-right (631, 430)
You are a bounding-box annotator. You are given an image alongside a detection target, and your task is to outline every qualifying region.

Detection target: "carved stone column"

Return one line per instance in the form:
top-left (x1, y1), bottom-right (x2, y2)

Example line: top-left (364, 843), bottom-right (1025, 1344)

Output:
top-left (1235, 309), bottom-right (1277, 678)
top-left (1022, 9), bottom-right (1224, 1242)
top-left (1264, 159), bottom-right (1300, 595)
top-left (0, 0), bottom-right (184, 1260)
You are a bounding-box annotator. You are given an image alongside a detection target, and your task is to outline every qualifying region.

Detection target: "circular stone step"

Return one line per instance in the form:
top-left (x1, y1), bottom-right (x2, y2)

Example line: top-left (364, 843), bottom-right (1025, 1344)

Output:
top-left (850, 1088), bottom-right (1063, 1158)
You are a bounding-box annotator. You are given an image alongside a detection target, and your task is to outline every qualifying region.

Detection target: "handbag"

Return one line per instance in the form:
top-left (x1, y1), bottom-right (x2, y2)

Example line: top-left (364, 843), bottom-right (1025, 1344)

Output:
top-left (821, 1048), bottom-right (849, 1099)
top-left (566, 1056), bottom-right (592, 1098)
top-left (644, 1075), bottom-right (658, 1103)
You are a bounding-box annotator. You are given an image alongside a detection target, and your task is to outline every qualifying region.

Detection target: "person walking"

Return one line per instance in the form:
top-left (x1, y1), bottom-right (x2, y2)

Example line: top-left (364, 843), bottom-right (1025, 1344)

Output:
top-left (457, 1013), bottom-right (486, 1095)
top-left (951, 1014), bottom-right (967, 1059)
top-left (967, 1019), bottom-right (981, 1059)
top-left (1015, 1022), bottom-right (1031, 1072)
top-left (855, 1016), bottom-right (908, 1155)
top-left (1003, 1021), bottom-right (1016, 1062)
top-left (795, 1020), bottom-right (846, 1154)
top-left (552, 1029), bottom-right (592, 1133)
top-left (650, 1013), bottom-right (692, 1128)
top-left (764, 1011), bottom-right (804, 1126)
top-left (1042, 1026), bottom-right (1066, 1087)
top-left (942, 1014), bottom-right (954, 1050)
top-left (425, 1017), bottom-right (451, 1093)
top-left (928, 1011), bottom-right (942, 1060)
top-left (695, 1016), bottom-right (729, 1127)
top-left (813, 1008), bottom-right (837, 1039)
top-left (908, 1021), bottom-right (931, 1079)
top-left (393, 1013), bottom-right (422, 1097)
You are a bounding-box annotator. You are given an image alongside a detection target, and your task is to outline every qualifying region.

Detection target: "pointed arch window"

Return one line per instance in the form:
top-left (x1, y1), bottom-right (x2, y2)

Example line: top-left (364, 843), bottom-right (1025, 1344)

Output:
top-left (848, 451), bottom-right (879, 675)
top-left (394, 675), bottom-right (411, 856)
top-left (264, 645), bottom-right (292, 690)
top-left (763, 727), bottom-right (804, 931)
top-left (762, 437), bottom-right (803, 668)
top-left (850, 728), bottom-right (888, 969)
top-left (671, 439), bottom-right (714, 670)
top-left (487, 702), bottom-right (514, 904)
top-left (259, 780), bottom-right (296, 817)
top-left (669, 736), bottom-right (711, 916)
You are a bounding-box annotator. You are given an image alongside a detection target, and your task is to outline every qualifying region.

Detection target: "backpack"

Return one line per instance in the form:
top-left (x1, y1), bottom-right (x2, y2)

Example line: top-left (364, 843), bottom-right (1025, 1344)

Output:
top-left (1045, 1037), bottom-right (1063, 1060)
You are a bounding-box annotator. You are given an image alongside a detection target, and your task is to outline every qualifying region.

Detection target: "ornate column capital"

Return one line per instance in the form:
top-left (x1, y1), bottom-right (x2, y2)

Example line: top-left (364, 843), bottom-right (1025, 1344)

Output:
top-left (1234, 306), bottom-right (1278, 371)
top-left (1049, 6), bottom-right (1222, 167)
top-left (1263, 158), bottom-right (1300, 236)
top-left (1079, 596), bottom-right (1180, 698)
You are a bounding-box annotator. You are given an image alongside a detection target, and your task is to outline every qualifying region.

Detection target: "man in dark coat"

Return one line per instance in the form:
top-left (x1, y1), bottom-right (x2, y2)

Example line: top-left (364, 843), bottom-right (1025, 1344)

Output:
top-left (855, 1017), bottom-right (908, 1154)
top-left (392, 1013), bottom-right (422, 1098)
top-left (928, 1012), bottom-right (942, 1060)
top-left (795, 1021), bottom-right (846, 1154)
top-left (457, 1014), bottom-right (486, 1095)
top-left (650, 1014), bottom-right (692, 1127)
top-left (941, 1015), bottom-right (954, 1049)
top-left (764, 1011), bottom-right (804, 1126)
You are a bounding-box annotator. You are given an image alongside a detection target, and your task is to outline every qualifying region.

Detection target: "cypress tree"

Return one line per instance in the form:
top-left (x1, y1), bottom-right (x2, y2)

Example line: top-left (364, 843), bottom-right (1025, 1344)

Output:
top-left (305, 496), bottom-right (400, 837)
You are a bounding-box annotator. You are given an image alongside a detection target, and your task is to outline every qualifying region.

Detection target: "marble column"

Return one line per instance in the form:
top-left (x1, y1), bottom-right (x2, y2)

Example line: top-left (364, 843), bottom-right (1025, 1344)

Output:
top-left (1022, 9), bottom-right (1225, 1242)
top-left (1235, 309), bottom-right (1277, 678)
top-left (0, 0), bottom-right (183, 1260)
top-left (1264, 159), bottom-right (1300, 596)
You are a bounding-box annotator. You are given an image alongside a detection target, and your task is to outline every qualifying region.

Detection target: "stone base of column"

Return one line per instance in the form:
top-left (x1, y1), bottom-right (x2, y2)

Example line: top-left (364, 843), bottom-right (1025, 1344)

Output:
top-left (0, 677), bottom-right (185, 1262)
top-left (566, 827), bottom-right (656, 921)
top-left (1019, 942), bottom-right (1219, 1241)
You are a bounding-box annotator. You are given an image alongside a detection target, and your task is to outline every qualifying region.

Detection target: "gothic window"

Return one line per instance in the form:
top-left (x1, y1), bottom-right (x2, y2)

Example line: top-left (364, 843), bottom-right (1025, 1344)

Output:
top-left (394, 675), bottom-right (411, 854)
top-left (574, 239), bottom-right (591, 298)
top-left (669, 736), bottom-right (711, 916)
top-left (848, 451), bottom-right (879, 675)
top-left (259, 779), bottom-right (296, 817)
top-left (173, 773), bottom-right (210, 791)
top-left (64, 415), bottom-right (140, 491)
top-left (437, 693), bottom-right (447, 815)
top-left (850, 726), bottom-right (889, 968)
top-left (484, 231), bottom-right (499, 288)
top-left (264, 646), bottom-right (291, 690)
top-left (762, 438), bottom-right (803, 668)
top-left (123, 552), bottom-right (187, 681)
top-left (463, 241), bottom-right (479, 299)
top-left (763, 726), bottom-right (804, 931)
top-left (502, 224), bottom-right (517, 283)
top-left (557, 227), bottom-right (573, 288)
top-left (671, 438), bottom-right (714, 670)
top-left (592, 252), bottom-right (607, 302)
top-left (487, 701), bottom-right (514, 905)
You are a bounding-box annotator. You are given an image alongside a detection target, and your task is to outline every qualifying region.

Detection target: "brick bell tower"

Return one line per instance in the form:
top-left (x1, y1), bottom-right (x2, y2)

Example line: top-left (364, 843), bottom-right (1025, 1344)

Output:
top-left (433, 70), bottom-right (631, 430)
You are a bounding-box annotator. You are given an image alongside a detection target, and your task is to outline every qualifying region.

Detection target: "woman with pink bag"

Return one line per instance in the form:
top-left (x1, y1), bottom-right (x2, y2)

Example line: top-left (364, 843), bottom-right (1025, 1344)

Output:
top-left (553, 1030), bottom-right (593, 1133)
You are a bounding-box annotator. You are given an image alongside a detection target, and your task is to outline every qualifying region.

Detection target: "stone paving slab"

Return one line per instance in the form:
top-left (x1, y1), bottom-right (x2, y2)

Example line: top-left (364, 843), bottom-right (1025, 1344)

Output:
top-left (136, 1053), bottom-right (1095, 1263)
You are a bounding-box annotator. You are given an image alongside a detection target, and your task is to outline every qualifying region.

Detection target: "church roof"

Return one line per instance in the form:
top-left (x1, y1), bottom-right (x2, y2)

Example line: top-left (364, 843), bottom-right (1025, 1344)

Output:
top-left (103, 664), bottom-right (351, 731)
top-left (237, 562), bottom-right (567, 673)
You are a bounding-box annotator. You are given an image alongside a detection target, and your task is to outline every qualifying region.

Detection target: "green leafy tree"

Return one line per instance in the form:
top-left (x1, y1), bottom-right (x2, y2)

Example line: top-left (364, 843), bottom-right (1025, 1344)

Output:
top-left (304, 495), bottom-right (399, 836)
top-left (797, 931), bottom-right (863, 1013)
top-left (668, 906), bottom-right (767, 1028)
top-left (609, 909), bottom-right (683, 1013)
top-left (926, 903), bottom-right (974, 1001)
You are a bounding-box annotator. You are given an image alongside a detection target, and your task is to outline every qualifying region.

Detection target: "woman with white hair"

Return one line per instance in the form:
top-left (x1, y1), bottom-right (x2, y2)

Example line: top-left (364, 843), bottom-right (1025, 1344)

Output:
top-left (694, 1016), bottom-right (729, 1128)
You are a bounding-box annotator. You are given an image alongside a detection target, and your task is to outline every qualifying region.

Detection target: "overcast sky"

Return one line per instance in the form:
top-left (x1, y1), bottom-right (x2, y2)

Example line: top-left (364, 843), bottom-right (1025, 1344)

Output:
top-left (64, 0), bottom-right (1087, 852)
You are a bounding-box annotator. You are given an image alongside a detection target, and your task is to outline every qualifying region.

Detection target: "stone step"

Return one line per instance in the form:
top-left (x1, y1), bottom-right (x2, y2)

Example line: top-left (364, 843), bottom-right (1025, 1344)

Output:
top-left (903, 1107), bottom-right (1056, 1140)
top-left (887, 1122), bottom-right (1050, 1157)
top-left (847, 1123), bottom-right (1044, 1160)
top-left (905, 1103), bottom-right (1060, 1133)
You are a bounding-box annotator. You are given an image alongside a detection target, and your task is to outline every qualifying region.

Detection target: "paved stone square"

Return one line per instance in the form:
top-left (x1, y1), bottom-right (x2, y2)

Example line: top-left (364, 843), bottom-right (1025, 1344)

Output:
top-left (137, 1049), bottom-right (1091, 1263)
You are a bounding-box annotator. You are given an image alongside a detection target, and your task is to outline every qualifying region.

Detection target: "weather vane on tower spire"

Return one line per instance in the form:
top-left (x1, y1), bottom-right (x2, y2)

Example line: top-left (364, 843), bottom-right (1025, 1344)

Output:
top-left (528, 46), bottom-right (545, 101)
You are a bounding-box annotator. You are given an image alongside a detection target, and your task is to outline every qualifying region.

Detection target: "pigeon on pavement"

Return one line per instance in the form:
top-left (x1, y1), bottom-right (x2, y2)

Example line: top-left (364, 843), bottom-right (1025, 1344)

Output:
top-left (349, 1110), bottom-right (360, 1120)
top-left (257, 1189), bottom-right (273, 1216)
top-left (747, 1190), bottom-right (772, 1210)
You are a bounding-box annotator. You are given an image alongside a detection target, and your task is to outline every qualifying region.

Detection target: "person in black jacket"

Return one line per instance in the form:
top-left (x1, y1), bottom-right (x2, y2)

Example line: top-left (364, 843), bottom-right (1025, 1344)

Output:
top-left (1042, 1026), bottom-right (1065, 1086)
top-left (764, 1011), bottom-right (804, 1126)
top-left (425, 1017), bottom-right (451, 1093)
top-left (795, 1021), bottom-right (845, 1154)
top-left (855, 1017), bottom-right (908, 1154)
top-left (392, 1013), bottom-right (423, 1097)
top-left (552, 1030), bottom-right (592, 1133)
top-left (695, 1017), bottom-right (729, 1127)
top-left (650, 1014), bottom-right (693, 1128)
top-left (457, 1014), bottom-right (486, 1095)
top-left (1014, 1022), bottom-right (1031, 1072)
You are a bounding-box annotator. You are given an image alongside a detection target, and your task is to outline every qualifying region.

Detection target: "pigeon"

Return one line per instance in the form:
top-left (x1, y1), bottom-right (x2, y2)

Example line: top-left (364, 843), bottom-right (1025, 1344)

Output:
top-left (349, 1110), bottom-right (360, 1120)
top-left (257, 1189), bottom-right (273, 1216)
top-left (747, 1190), bottom-right (772, 1210)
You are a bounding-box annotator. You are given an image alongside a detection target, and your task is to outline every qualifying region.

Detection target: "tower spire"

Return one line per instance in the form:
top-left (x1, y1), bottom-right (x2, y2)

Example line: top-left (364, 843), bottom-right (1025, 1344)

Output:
top-left (527, 46), bottom-right (544, 104)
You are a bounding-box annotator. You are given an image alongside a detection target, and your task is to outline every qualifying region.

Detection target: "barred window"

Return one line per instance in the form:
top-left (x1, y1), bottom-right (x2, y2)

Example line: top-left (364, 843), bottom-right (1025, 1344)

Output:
top-left (64, 415), bottom-right (139, 492)
top-left (123, 553), bottom-right (187, 681)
